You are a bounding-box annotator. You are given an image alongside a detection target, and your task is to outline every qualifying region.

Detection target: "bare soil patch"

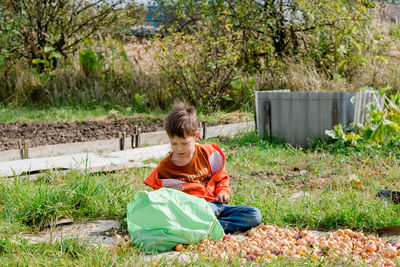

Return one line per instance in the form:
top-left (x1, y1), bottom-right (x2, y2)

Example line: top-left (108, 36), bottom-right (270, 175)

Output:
top-left (0, 113), bottom-right (247, 151)
top-left (0, 121), bottom-right (164, 151)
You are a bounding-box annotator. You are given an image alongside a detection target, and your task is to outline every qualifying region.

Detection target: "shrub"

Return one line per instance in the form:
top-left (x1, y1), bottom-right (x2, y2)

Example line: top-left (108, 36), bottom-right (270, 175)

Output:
top-left (79, 48), bottom-right (98, 77)
top-left (156, 23), bottom-right (242, 113)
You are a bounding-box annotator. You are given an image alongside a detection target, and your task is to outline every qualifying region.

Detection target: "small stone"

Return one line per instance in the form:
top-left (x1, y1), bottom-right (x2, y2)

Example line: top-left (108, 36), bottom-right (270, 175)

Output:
top-left (53, 218), bottom-right (74, 227)
top-left (249, 170), bottom-right (260, 175)
top-left (290, 192), bottom-right (310, 200)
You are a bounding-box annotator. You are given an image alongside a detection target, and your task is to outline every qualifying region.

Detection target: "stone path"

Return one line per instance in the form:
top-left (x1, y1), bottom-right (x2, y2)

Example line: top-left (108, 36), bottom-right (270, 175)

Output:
top-left (15, 220), bottom-right (119, 247)
top-left (0, 144), bottom-right (170, 177)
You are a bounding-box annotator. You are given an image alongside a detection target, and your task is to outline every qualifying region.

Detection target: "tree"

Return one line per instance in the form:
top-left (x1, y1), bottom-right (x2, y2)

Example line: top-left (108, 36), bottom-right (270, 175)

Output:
top-left (157, 0), bottom-right (374, 73)
top-left (0, 0), bottom-right (123, 71)
top-left (101, 0), bottom-right (147, 38)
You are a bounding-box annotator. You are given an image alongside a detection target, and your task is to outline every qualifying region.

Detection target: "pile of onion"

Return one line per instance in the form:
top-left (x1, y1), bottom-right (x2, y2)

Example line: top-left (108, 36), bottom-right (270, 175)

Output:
top-left (176, 224), bottom-right (400, 266)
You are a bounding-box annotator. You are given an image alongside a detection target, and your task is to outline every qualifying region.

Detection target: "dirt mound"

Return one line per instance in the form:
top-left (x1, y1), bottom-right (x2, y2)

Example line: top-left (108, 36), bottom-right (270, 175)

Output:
top-left (0, 121), bottom-right (164, 151)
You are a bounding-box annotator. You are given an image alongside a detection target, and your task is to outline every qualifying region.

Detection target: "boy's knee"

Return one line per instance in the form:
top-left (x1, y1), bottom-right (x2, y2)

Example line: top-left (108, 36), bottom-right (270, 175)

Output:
top-left (248, 207), bottom-right (262, 227)
top-left (253, 208), bottom-right (261, 227)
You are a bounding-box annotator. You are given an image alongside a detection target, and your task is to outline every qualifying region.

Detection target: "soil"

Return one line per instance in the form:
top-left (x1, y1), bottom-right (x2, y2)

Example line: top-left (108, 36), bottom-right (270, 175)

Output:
top-left (0, 118), bottom-right (241, 151)
top-left (0, 121), bottom-right (165, 151)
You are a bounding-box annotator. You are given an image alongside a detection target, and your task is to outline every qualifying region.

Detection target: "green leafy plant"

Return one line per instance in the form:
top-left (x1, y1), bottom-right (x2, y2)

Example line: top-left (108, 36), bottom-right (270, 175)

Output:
top-left (326, 87), bottom-right (400, 147)
top-left (79, 48), bottom-right (98, 76)
top-left (229, 77), bottom-right (257, 111)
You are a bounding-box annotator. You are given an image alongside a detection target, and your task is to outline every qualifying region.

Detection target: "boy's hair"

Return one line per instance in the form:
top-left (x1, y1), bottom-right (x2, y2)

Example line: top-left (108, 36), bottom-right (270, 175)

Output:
top-left (165, 102), bottom-right (198, 138)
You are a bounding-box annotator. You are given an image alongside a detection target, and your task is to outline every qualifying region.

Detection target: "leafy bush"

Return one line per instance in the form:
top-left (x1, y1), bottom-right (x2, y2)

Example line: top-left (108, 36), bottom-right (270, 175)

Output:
top-left (79, 48), bottom-right (98, 76)
top-left (326, 87), bottom-right (400, 147)
top-left (0, 0), bottom-right (122, 71)
top-left (156, 23), bottom-right (242, 113)
top-left (159, 0), bottom-right (376, 75)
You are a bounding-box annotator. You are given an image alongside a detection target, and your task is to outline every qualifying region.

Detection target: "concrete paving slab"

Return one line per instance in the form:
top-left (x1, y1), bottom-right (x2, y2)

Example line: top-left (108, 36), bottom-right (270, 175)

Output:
top-left (0, 153), bottom-right (131, 177)
top-left (139, 131), bottom-right (170, 147)
top-left (0, 139), bottom-right (124, 162)
top-left (109, 144), bottom-right (171, 162)
top-left (206, 121), bottom-right (255, 139)
top-left (16, 220), bottom-right (120, 245)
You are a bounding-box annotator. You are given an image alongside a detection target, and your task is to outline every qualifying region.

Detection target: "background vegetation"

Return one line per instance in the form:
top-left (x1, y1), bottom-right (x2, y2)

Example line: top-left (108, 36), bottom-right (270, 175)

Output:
top-left (0, 0), bottom-right (399, 114)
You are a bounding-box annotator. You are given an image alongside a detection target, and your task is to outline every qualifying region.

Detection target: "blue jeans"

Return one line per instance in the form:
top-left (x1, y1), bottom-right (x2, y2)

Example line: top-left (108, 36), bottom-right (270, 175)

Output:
top-left (208, 202), bottom-right (262, 234)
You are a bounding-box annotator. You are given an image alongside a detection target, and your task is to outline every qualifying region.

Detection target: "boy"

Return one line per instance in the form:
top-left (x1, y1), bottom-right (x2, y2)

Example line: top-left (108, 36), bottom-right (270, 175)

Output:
top-left (144, 102), bottom-right (261, 233)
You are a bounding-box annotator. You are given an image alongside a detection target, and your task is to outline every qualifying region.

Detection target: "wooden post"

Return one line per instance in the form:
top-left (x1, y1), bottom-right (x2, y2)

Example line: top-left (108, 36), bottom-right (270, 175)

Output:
top-left (23, 140), bottom-right (29, 159)
top-left (119, 132), bottom-right (126, 151)
top-left (131, 126), bottom-right (137, 148)
top-left (136, 128), bottom-right (141, 148)
top-left (198, 121), bottom-right (202, 139)
top-left (131, 134), bottom-right (136, 149)
top-left (18, 139), bottom-right (23, 159)
top-left (202, 122), bottom-right (207, 140)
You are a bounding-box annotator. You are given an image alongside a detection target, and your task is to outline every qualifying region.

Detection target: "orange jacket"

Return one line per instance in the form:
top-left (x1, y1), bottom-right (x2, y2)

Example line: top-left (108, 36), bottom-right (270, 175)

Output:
top-left (144, 143), bottom-right (230, 202)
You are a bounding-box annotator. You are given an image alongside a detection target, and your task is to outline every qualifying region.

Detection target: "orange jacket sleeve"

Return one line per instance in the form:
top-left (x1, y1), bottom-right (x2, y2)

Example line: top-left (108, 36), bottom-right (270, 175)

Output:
top-left (202, 143), bottom-right (230, 197)
top-left (144, 167), bottom-right (162, 190)
top-left (213, 167), bottom-right (230, 196)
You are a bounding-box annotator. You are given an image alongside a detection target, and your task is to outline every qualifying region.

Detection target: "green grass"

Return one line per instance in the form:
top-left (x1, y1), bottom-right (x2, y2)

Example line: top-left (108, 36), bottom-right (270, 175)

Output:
top-left (0, 106), bottom-right (252, 124)
top-left (0, 132), bottom-right (399, 265)
top-left (0, 106), bottom-right (165, 123)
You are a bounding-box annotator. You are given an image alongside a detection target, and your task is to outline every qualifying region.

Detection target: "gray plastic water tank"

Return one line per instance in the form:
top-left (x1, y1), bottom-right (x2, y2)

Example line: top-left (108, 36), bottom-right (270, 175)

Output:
top-left (255, 91), bottom-right (357, 147)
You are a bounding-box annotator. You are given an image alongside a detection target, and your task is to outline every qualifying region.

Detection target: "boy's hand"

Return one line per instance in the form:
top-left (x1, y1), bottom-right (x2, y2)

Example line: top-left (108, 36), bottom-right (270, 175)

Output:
top-left (216, 193), bottom-right (231, 204)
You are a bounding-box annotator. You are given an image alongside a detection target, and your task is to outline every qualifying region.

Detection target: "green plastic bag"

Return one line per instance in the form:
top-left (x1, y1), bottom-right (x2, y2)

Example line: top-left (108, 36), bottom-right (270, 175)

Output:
top-left (127, 188), bottom-right (224, 254)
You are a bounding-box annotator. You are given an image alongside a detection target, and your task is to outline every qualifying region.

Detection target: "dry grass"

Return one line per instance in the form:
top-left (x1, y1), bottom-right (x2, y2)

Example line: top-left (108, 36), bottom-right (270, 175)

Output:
top-left (123, 41), bottom-right (161, 74)
top-left (1, 8), bottom-right (400, 109)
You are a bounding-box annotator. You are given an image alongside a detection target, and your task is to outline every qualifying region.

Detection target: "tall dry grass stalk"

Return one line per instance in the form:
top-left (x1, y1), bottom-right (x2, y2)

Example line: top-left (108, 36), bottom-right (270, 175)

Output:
top-left (0, 62), bottom-right (44, 106)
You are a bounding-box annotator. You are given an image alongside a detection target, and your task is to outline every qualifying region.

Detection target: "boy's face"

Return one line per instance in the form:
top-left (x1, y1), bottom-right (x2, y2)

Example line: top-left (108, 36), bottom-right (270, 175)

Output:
top-left (169, 132), bottom-right (200, 162)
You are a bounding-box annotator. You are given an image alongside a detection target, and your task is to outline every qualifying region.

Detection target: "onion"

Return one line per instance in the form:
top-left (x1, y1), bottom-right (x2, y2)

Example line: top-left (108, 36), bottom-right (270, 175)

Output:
top-left (344, 229), bottom-right (353, 237)
top-left (175, 244), bottom-right (184, 251)
top-left (384, 259), bottom-right (395, 266)
top-left (197, 244), bottom-right (205, 252)
top-left (365, 244), bottom-right (377, 253)
top-left (113, 234), bottom-right (121, 242)
top-left (296, 238), bottom-right (307, 246)
top-left (247, 254), bottom-right (256, 261)
top-left (382, 247), bottom-right (397, 258)
top-left (337, 229), bottom-right (345, 236)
